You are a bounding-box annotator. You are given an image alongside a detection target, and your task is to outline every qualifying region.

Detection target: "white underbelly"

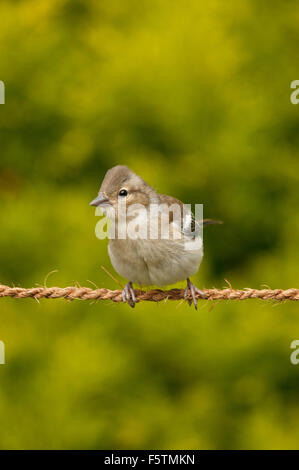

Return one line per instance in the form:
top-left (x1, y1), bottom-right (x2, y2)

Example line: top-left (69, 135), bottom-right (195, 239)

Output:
top-left (108, 238), bottom-right (203, 287)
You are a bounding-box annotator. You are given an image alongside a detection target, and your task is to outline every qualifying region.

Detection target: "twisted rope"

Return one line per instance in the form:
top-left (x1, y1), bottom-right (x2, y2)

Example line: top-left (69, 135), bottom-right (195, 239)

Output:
top-left (0, 285), bottom-right (298, 302)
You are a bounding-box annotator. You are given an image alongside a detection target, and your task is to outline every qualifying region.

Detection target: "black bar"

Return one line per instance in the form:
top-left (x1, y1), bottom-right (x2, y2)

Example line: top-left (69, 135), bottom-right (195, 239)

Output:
top-left (0, 449), bottom-right (297, 465)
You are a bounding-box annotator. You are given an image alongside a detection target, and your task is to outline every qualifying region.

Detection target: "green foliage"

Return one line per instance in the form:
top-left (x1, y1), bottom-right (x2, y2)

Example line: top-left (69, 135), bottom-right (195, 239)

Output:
top-left (0, 0), bottom-right (298, 449)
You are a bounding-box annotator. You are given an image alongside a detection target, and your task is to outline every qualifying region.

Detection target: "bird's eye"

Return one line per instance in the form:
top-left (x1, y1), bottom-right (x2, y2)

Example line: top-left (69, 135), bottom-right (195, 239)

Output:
top-left (119, 189), bottom-right (128, 197)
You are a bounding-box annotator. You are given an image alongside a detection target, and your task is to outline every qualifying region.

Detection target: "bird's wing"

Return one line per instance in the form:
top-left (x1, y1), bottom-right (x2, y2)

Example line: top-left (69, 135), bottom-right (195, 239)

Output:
top-left (158, 194), bottom-right (222, 237)
top-left (158, 194), bottom-right (198, 238)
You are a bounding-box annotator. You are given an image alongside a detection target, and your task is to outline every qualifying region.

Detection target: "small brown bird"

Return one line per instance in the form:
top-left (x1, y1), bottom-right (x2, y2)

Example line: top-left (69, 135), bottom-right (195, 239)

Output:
top-left (90, 165), bottom-right (221, 308)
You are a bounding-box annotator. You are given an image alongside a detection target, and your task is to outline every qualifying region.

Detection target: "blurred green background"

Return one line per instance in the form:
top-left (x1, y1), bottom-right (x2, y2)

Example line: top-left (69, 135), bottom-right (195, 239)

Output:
top-left (0, 0), bottom-right (299, 450)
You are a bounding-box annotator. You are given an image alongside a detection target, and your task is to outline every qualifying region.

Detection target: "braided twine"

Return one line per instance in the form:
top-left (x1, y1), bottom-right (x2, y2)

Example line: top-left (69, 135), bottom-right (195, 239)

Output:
top-left (0, 285), bottom-right (298, 303)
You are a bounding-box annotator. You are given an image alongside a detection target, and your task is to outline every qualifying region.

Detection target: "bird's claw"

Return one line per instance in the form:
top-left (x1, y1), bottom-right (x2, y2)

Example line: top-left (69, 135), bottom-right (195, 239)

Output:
top-left (184, 278), bottom-right (205, 310)
top-left (121, 282), bottom-right (136, 308)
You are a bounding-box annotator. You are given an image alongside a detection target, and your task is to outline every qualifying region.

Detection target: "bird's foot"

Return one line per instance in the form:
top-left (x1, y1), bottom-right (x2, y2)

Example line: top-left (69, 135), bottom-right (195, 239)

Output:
top-left (184, 278), bottom-right (205, 310)
top-left (121, 281), bottom-right (136, 308)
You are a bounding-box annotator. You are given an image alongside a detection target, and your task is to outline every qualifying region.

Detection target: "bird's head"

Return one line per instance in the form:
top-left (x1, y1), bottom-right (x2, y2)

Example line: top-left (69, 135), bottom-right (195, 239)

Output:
top-left (90, 165), bottom-right (156, 218)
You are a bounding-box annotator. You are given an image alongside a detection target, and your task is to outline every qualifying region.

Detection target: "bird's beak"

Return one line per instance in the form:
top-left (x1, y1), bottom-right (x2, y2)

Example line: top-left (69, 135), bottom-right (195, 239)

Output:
top-left (89, 193), bottom-right (109, 207)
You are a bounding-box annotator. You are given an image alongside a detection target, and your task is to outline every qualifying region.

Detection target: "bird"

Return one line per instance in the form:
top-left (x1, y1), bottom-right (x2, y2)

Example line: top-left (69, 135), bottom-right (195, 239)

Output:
top-left (90, 165), bottom-right (221, 309)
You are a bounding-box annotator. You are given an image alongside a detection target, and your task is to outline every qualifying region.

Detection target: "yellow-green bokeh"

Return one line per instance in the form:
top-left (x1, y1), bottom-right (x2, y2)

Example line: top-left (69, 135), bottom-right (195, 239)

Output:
top-left (0, 0), bottom-right (298, 449)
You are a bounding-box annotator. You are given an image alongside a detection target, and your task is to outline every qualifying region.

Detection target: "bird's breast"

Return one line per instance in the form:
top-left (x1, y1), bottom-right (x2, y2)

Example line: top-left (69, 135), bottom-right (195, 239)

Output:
top-left (108, 236), bottom-right (203, 287)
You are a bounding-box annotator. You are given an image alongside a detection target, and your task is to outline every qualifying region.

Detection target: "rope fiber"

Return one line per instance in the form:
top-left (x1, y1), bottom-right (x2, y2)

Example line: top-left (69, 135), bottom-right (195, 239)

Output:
top-left (0, 285), bottom-right (298, 302)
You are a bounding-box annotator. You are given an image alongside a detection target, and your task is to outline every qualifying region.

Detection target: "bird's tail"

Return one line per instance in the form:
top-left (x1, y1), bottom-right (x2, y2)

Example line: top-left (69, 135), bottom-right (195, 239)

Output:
top-left (202, 219), bottom-right (223, 226)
